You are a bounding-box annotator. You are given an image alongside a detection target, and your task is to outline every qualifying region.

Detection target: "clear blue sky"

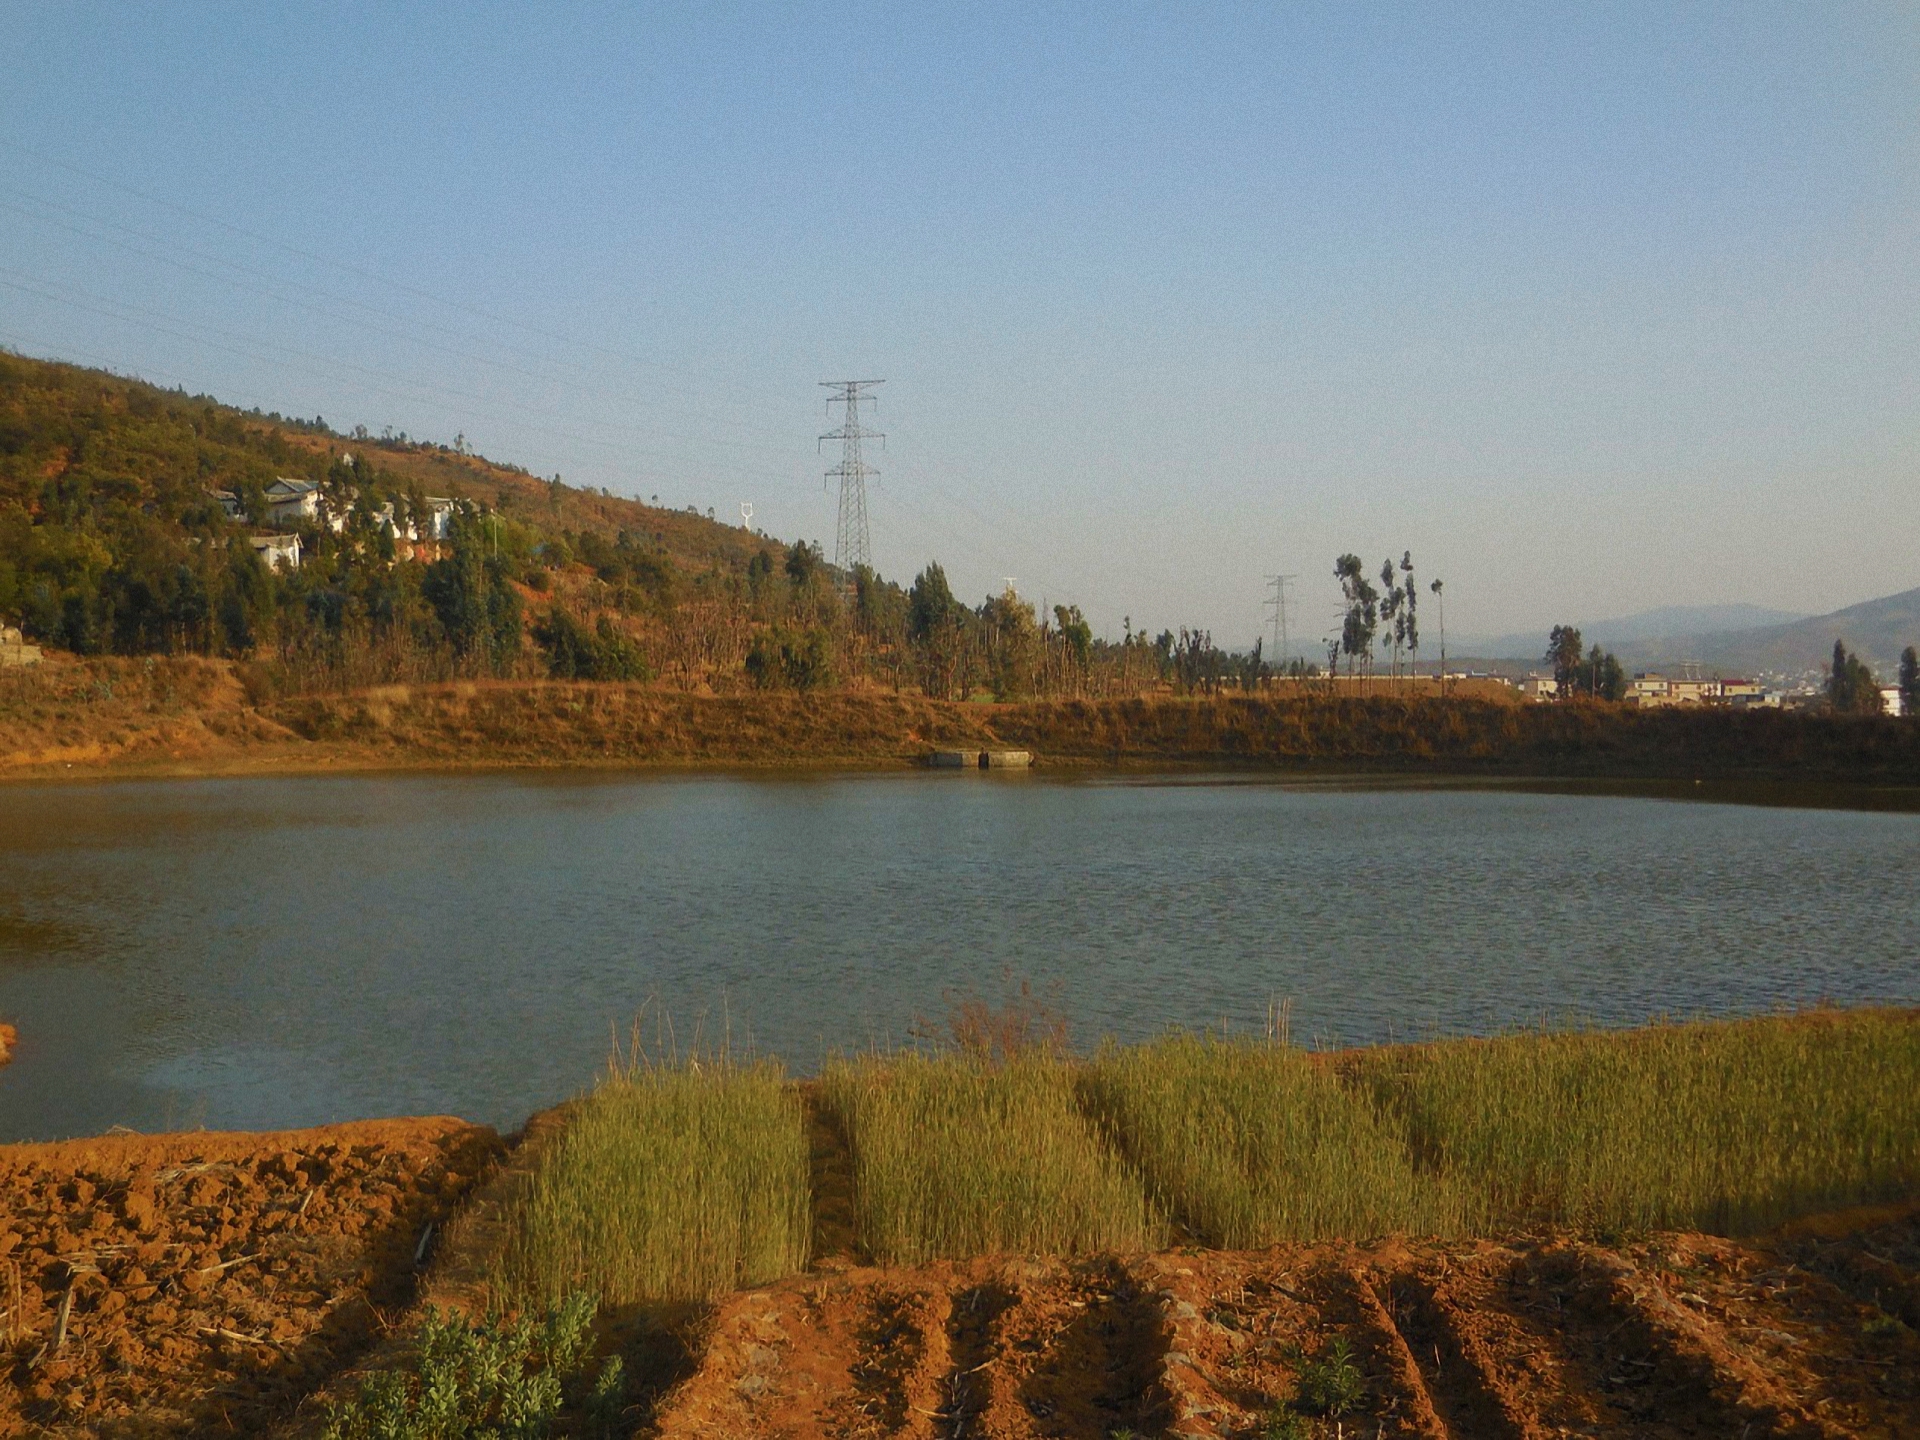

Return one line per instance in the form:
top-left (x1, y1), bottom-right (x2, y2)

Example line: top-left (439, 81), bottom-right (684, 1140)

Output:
top-left (2, 3), bottom-right (1915, 647)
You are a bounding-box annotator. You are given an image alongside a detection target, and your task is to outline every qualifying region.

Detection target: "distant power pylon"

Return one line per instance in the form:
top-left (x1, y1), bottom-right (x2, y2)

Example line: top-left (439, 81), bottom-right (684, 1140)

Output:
top-left (1264, 573), bottom-right (1298, 663)
top-left (819, 380), bottom-right (884, 595)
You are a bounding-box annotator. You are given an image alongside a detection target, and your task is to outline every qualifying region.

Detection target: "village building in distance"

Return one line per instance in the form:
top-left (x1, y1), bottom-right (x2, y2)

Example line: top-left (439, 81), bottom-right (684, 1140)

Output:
top-left (207, 478), bottom-right (460, 572)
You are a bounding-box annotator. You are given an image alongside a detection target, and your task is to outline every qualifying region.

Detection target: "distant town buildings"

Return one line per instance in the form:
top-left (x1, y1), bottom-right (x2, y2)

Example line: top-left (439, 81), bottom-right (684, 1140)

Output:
top-left (1624, 674), bottom-right (1769, 708)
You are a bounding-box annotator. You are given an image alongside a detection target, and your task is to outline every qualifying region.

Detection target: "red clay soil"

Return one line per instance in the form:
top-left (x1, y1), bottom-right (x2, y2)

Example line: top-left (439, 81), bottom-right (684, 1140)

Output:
top-left (0, 1119), bottom-right (501, 1439)
top-left (651, 1214), bottom-right (1920, 1439)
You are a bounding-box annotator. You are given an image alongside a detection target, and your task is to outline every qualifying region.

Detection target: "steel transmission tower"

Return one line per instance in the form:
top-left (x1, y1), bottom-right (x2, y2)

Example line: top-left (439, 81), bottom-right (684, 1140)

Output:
top-left (1264, 573), bottom-right (1297, 663)
top-left (819, 380), bottom-right (884, 595)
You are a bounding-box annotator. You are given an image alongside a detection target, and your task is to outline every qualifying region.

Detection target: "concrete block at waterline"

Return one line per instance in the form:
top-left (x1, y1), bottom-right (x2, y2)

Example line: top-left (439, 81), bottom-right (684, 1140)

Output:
top-left (983, 750), bottom-right (1033, 769)
top-left (929, 749), bottom-right (981, 768)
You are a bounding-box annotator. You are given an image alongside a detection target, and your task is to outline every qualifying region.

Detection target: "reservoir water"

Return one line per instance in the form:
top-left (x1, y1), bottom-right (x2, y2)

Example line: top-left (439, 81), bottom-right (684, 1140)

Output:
top-left (1, 771), bottom-right (1917, 1143)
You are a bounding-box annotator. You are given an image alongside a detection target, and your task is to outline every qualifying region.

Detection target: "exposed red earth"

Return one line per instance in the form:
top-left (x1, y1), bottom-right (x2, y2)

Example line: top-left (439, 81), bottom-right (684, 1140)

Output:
top-left (0, 1120), bottom-right (501, 1438)
top-left (657, 1213), bottom-right (1920, 1439)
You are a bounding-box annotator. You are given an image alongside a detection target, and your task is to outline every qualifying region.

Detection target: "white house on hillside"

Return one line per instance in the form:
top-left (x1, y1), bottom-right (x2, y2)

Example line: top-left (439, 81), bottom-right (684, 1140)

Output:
top-left (250, 533), bottom-right (302, 570)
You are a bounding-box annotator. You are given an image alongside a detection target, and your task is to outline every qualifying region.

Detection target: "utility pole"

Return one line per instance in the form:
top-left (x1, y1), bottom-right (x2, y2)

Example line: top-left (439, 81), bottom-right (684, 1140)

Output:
top-left (819, 380), bottom-right (884, 600)
top-left (1264, 574), bottom-right (1297, 669)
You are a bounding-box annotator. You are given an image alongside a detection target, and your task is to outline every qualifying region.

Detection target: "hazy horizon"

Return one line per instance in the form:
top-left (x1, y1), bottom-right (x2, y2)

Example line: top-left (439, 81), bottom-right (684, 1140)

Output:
top-left (3, 4), bottom-right (1915, 647)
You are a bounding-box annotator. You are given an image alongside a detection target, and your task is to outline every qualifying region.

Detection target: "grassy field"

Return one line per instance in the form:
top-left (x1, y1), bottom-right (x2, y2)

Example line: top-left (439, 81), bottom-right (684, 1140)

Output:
top-left (820, 1051), bottom-right (1166, 1264)
top-left (484, 1009), bottom-right (1920, 1306)
top-left (500, 1059), bottom-right (809, 1306)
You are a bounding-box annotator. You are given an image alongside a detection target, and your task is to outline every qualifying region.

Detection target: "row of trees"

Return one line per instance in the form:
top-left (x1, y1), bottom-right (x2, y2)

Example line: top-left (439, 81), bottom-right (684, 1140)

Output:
top-left (1333, 551), bottom-right (1444, 684)
top-left (1544, 625), bottom-right (1628, 701)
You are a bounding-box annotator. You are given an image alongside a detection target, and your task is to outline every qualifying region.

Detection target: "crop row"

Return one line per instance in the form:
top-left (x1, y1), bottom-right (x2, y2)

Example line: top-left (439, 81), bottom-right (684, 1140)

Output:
top-left (497, 1007), bottom-right (1920, 1306)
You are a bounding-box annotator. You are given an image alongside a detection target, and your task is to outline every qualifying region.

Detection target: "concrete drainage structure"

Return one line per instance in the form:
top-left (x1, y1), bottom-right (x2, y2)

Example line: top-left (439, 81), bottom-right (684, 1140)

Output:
top-left (929, 749), bottom-right (1034, 770)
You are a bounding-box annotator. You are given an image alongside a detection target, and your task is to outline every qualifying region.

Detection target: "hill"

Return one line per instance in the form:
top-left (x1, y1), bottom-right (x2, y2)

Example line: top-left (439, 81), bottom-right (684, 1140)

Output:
top-left (1461, 591), bottom-right (1920, 684)
top-left (1460, 603), bottom-right (1807, 666)
top-left (0, 349), bottom-right (1284, 702)
top-left (0, 348), bottom-right (772, 578)
top-left (1620, 587), bottom-right (1920, 680)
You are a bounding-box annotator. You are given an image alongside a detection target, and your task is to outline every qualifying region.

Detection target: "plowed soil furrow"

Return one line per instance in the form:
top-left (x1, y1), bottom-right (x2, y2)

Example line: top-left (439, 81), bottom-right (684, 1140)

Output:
top-left (1653, 1231), bottom-right (1920, 1438)
top-left (652, 1280), bottom-right (868, 1439)
top-left (1319, 1263), bottom-right (1449, 1438)
top-left (936, 1278), bottom-right (1019, 1439)
top-left (1536, 1241), bottom-right (1846, 1439)
top-left (1134, 1255), bottom-right (1257, 1439)
top-left (843, 1286), bottom-right (953, 1439)
top-left (804, 1088), bottom-right (862, 1265)
top-left (1380, 1265), bottom-right (1543, 1439)
top-left (970, 1258), bottom-right (1172, 1440)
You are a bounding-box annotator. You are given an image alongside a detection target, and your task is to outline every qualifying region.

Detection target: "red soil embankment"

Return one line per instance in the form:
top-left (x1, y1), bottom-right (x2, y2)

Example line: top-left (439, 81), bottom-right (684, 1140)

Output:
top-left (7, 654), bottom-right (1920, 785)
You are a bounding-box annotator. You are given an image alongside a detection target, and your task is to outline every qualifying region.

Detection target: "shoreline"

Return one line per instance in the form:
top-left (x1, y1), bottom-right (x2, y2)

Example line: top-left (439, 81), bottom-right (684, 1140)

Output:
top-left (8, 748), bottom-right (1920, 817)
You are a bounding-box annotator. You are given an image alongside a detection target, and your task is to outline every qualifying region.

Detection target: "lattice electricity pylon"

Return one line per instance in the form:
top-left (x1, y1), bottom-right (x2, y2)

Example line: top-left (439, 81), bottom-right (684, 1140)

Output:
top-left (819, 380), bottom-right (884, 597)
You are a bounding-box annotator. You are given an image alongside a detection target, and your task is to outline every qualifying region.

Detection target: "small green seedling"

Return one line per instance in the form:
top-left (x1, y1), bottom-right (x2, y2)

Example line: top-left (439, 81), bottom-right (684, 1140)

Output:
top-left (1294, 1335), bottom-right (1366, 1418)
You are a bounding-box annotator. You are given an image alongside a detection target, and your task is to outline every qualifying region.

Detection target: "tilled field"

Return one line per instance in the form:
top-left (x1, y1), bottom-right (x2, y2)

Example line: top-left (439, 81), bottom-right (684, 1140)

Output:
top-left (653, 1212), bottom-right (1920, 1439)
top-left (2, 1115), bottom-right (1916, 1438)
top-left (0, 1119), bottom-right (501, 1438)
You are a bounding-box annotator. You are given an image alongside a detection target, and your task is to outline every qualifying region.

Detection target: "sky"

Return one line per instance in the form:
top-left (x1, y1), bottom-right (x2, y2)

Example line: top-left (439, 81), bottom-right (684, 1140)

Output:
top-left (1, 3), bottom-right (1916, 649)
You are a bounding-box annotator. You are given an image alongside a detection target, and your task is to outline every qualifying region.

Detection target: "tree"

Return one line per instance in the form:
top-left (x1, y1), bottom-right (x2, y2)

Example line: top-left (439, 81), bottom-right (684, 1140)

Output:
top-left (1378, 558), bottom-right (1404, 679)
top-left (745, 624), bottom-right (833, 691)
top-left (1825, 640), bottom-right (1884, 714)
top-left (533, 606), bottom-right (648, 681)
top-left (1546, 625), bottom-right (1584, 697)
top-left (1580, 644), bottom-right (1627, 701)
top-left (784, 540), bottom-right (821, 588)
top-left (907, 562), bottom-right (958, 642)
top-left (1334, 554), bottom-right (1378, 685)
top-left (1900, 646), bottom-right (1919, 720)
top-left (1400, 551), bottom-right (1419, 680)
top-left (1429, 577), bottom-right (1446, 693)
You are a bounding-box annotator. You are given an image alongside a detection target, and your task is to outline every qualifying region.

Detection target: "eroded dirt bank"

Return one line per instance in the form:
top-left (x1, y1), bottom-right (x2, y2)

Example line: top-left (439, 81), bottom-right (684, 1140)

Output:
top-left (7, 656), bottom-right (1920, 786)
top-left (0, 1119), bottom-right (501, 1438)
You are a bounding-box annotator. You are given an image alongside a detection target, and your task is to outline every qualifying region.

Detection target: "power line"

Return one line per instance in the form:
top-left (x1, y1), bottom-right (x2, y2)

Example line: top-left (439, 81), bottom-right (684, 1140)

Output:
top-left (819, 380), bottom-right (883, 597)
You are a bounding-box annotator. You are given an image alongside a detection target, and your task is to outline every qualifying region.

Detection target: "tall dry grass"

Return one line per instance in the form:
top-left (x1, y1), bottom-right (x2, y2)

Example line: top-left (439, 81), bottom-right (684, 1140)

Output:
top-left (501, 1060), bottom-right (809, 1306)
top-left (1353, 1008), bottom-right (1920, 1235)
top-left (822, 1052), bottom-right (1164, 1265)
top-left (1081, 1035), bottom-right (1455, 1245)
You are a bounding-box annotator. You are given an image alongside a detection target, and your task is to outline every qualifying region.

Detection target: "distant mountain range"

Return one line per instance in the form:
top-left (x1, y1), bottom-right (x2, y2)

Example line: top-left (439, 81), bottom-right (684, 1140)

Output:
top-left (1460, 590), bottom-right (1920, 680)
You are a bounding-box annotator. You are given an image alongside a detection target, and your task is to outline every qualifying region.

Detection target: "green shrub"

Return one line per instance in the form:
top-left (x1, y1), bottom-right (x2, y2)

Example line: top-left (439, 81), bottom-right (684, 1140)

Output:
top-left (321, 1292), bottom-right (619, 1440)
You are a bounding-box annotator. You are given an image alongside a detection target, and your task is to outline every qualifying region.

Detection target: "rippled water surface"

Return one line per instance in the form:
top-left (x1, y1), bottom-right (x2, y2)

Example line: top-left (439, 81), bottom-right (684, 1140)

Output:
top-left (2, 771), bottom-right (1916, 1141)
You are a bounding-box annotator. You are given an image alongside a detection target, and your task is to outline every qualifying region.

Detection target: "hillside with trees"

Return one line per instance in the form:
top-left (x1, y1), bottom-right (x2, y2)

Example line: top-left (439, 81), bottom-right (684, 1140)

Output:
top-left (0, 350), bottom-right (1274, 701)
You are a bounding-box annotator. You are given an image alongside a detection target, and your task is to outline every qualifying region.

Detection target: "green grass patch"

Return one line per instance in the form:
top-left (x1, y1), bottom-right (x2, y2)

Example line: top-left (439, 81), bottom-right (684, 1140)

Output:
top-left (1081, 1034), bottom-right (1458, 1245)
top-left (822, 1051), bottom-right (1165, 1264)
top-left (1354, 1008), bottom-right (1920, 1235)
top-left (502, 1061), bottom-right (809, 1306)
